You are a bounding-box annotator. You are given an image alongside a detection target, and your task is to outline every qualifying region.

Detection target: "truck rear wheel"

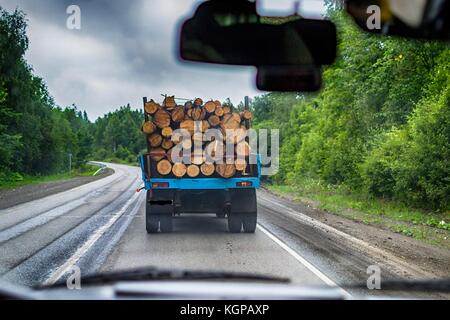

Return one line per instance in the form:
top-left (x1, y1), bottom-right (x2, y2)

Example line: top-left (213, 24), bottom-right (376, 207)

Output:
top-left (228, 213), bottom-right (243, 233)
top-left (242, 212), bottom-right (257, 233)
top-left (146, 206), bottom-right (159, 234)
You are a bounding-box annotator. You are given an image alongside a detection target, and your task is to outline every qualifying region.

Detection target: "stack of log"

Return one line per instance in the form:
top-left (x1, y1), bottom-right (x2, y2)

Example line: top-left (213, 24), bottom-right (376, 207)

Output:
top-left (142, 96), bottom-right (253, 178)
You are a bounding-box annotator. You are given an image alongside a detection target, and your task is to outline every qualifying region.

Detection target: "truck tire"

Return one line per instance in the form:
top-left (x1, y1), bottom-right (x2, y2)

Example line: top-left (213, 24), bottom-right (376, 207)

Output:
top-left (242, 212), bottom-right (257, 233)
top-left (160, 215), bottom-right (173, 233)
top-left (146, 205), bottom-right (159, 234)
top-left (146, 191), bottom-right (159, 233)
top-left (228, 213), bottom-right (242, 233)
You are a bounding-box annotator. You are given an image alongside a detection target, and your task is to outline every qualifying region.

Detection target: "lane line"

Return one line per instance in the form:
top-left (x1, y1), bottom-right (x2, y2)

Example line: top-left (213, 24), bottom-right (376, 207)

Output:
top-left (257, 193), bottom-right (434, 278)
top-left (44, 190), bottom-right (144, 286)
top-left (257, 224), bottom-right (352, 298)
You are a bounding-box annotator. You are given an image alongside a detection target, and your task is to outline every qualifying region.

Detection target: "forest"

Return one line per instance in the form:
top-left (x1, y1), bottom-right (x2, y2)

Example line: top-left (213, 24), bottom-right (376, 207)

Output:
top-left (0, 7), bottom-right (448, 212)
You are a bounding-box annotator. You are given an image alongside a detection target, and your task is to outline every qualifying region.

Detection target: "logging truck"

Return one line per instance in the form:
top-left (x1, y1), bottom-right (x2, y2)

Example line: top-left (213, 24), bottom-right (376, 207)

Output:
top-left (139, 95), bottom-right (260, 234)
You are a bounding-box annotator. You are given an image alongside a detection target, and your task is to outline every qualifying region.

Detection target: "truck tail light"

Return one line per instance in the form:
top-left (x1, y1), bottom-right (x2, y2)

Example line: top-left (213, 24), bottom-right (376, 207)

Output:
top-left (237, 181), bottom-right (253, 187)
top-left (152, 182), bottom-right (169, 188)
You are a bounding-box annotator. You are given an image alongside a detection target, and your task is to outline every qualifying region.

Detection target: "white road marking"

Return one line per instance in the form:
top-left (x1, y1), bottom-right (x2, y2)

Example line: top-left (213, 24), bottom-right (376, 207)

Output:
top-left (257, 224), bottom-right (352, 298)
top-left (258, 193), bottom-right (434, 278)
top-left (44, 190), bottom-right (144, 285)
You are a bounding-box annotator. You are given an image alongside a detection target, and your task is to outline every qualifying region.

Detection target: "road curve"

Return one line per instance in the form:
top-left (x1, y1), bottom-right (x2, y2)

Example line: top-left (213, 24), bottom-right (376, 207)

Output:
top-left (0, 163), bottom-right (444, 298)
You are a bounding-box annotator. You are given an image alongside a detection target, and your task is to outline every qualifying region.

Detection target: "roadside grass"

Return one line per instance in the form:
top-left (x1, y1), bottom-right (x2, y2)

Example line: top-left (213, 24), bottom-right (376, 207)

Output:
top-left (266, 181), bottom-right (449, 248)
top-left (0, 164), bottom-right (100, 190)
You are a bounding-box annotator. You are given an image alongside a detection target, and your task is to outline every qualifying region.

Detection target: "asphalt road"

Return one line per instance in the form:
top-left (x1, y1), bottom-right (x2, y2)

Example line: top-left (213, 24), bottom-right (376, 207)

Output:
top-left (0, 163), bottom-right (444, 298)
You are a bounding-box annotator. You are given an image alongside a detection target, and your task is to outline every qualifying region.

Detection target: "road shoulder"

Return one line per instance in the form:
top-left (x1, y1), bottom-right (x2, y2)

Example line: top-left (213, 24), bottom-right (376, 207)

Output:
top-left (259, 189), bottom-right (450, 279)
top-left (0, 168), bottom-right (114, 210)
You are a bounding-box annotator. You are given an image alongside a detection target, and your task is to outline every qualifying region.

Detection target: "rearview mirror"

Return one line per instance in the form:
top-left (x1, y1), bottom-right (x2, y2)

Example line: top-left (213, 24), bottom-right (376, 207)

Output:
top-left (346, 0), bottom-right (450, 40)
top-left (179, 0), bottom-right (337, 66)
top-left (256, 66), bottom-right (322, 92)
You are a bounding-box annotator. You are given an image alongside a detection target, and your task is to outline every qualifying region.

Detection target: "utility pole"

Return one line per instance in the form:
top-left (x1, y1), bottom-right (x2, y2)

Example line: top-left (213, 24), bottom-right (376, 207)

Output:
top-left (68, 153), bottom-right (73, 175)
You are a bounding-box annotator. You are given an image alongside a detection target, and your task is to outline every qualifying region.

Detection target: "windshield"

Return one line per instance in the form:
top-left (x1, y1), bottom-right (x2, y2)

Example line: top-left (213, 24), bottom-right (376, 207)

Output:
top-left (0, 0), bottom-right (448, 301)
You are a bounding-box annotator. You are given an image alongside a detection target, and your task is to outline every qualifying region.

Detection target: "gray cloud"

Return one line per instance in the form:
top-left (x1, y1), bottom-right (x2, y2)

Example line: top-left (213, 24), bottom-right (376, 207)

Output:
top-left (1, 0), bottom-right (260, 119)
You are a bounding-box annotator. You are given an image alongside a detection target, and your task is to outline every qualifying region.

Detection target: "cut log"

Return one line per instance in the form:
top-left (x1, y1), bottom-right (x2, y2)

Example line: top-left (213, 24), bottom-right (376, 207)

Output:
top-left (142, 121), bottom-right (156, 134)
top-left (161, 127), bottom-right (173, 138)
top-left (154, 109), bottom-right (171, 128)
top-left (204, 100), bottom-right (216, 113)
top-left (187, 165), bottom-right (200, 178)
top-left (236, 141), bottom-right (250, 157)
top-left (201, 120), bottom-right (210, 132)
top-left (182, 139), bottom-right (192, 149)
top-left (191, 151), bottom-right (204, 165)
top-left (200, 163), bottom-right (215, 176)
top-left (222, 106), bottom-right (231, 114)
top-left (172, 163), bottom-right (187, 178)
top-left (149, 133), bottom-right (163, 147)
top-left (157, 159), bottom-right (172, 176)
top-left (192, 107), bottom-right (206, 121)
top-left (163, 96), bottom-right (177, 110)
top-left (186, 108), bottom-right (193, 119)
top-left (150, 147), bottom-right (166, 162)
top-left (214, 100), bottom-right (222, 107)
top-left (241, 110), bottom-right (253, 120)
top-left (221, 113), bottom-right (241, 131)
top-left (204, 141), bottom-right (223, 162)
top-left (214, 106), bottom-right (224, 117)
top-left (184, 101), bottom-right (193, 110)
top-left (208, 115), bottom-right (221, 127)
top-left (172, 106), bottom-right (185, 123)
top-left (161, 139), bottom-right (174, 150)
top-left (226, 127), bottom-right (247, 144)
top-left (194, 98), bottom-right (203, 107)
top-left (235, 159), bottom-right (247, 172)
top-left (144, 100), bottom-right (159, 115)
top-left (180, 119), bottom-right (195, 135)
top-left (216, 164), bottom-right (236, 178)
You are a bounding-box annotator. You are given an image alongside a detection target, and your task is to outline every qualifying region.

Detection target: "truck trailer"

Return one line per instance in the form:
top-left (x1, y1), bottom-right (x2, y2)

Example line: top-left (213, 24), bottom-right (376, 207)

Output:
top-left (139, 96), bottom-right (261, 234)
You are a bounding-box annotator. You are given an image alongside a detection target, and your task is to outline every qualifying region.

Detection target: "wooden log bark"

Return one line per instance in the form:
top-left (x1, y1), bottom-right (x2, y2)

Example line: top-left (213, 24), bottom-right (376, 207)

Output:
top-left (187, 165), bottom-right (200, 178)
top-left (142, 121), bottom-right (156, 134)
top-left (192, 107), bottom-right (206, 121)
top-left (150, 147), bottom-right (166, 162)
top-left (144, 100), bottom-right (159, 115)
top-left (149, 133), bottom-right (163, 147)
top-left (172, 163), bottom-right (187, 178)
top-left (222, 106), bottom-right (232, 114)
top-left (194, 98), bottom-right (203, 107)
top-left (236, 141), bottom-right (250, 157)
top-left (208, 115), bottom-right (221, 127)
top-left (163, 96), bottom-right (177, 110)
top-left (154, 109), bottom-right (171, 128)
top-left (235, 159), bottom-right (247, 172)
top-left (157, 159), bottom-right (172, 176)
top-left (241, 110), bottom-right (253, 120)
top-left (216, 164), bottom-right (236, 178)
top-left (180, 119), bottom-right (195, 135)
top-left (200, 163), bottom-right (215, 176)
top-left (171, 106), bottom-right (185, 123)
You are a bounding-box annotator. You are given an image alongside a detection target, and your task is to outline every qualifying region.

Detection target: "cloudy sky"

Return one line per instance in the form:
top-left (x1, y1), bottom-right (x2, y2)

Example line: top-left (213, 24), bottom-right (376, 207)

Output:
top-left (1, 0), bottom-right (326, 119)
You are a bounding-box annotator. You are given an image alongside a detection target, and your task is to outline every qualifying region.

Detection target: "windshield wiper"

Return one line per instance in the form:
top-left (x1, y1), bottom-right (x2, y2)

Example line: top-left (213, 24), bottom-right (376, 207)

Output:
top-left (43, 267), bottom-right (290, 288)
